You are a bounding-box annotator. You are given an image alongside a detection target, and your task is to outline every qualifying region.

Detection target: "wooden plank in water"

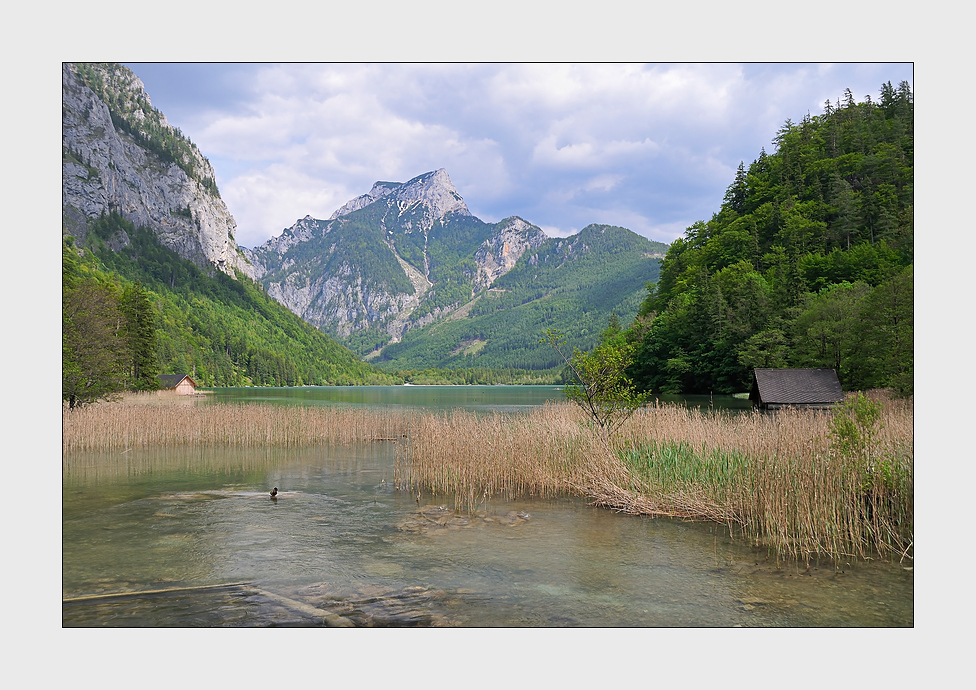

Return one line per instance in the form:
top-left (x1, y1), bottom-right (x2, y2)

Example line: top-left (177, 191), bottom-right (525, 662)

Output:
top-left (62, 582), bottom-right (252, 603)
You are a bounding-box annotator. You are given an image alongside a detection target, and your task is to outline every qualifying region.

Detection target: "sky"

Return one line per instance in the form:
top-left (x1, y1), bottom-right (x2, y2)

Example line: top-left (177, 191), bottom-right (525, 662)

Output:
top-left (124, 63), bottom-right (913, 249)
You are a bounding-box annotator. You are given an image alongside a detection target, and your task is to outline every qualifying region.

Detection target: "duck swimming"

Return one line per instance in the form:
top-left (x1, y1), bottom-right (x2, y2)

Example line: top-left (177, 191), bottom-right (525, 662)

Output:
top-left (270, 487), bottom-right (278, 498)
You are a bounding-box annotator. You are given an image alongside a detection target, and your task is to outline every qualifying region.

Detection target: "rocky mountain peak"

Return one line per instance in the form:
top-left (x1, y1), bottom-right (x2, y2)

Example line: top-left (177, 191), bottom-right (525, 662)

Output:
top-left (473, 217), bottom-right (547, 291)
top-left (328, 182), bottom-right (398, 220)
top-left (393, 169), bottom-right (471, 218)
top-left (329, 168), bottom-right (470, 222)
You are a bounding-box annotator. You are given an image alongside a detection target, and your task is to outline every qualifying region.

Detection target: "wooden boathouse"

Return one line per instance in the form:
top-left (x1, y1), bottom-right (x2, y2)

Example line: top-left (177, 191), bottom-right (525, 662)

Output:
top-left (157, 374), bottom-right (198, 395)
top-left (749, 368), bottom-right (844, 410)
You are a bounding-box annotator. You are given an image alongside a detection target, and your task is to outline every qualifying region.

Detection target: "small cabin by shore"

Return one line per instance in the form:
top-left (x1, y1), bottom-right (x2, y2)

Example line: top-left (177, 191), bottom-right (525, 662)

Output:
top-left (157, 374), bottom-right (198, 396)
top-left (749, 368), bottom-right (843, 410)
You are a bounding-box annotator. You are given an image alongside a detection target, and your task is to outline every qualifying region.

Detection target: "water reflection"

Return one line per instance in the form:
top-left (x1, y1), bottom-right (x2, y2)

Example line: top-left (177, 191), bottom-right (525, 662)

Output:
top-left (198, 385), bottom-right (756, 415)
top-left (63, 443), bottom-right (912, 627)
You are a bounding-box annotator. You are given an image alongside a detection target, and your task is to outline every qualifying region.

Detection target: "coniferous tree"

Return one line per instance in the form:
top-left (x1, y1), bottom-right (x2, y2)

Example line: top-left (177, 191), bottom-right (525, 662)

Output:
top-left (121, 281), bottom-right (160, 390)
top-left (626, 83), bottom-right (913, 395)
top-left (724, 162), bottom-right (748, 214)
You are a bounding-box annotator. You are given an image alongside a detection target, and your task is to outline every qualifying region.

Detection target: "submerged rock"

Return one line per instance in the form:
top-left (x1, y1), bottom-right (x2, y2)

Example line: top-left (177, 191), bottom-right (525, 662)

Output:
top-left (396, 505), bottom-right (531, 533)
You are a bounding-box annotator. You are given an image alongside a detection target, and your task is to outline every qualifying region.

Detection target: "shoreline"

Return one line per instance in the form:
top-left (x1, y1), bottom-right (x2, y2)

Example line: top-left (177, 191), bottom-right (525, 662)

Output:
top-left (63, 393), bottom-right (913, 564)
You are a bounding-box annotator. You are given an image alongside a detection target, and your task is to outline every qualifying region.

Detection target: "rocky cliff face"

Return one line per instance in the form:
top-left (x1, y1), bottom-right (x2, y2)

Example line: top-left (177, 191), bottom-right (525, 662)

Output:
top-left (246, 170), bottom-right (546, 352)
top-left (472, 216), bottom-right (547, 291)
top-left (62, 63), bottom-right (253, 279)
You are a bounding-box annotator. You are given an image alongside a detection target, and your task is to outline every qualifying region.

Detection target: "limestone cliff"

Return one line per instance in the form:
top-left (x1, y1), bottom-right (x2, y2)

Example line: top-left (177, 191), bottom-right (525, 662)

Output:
top-left (472, 217), bottom-right (547, 291)
top-left (62, 62), bottom-right (253, 278)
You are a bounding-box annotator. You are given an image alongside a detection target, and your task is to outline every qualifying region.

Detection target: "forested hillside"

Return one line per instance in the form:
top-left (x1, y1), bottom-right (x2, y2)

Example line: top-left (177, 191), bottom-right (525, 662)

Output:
top-left (63, 212), bottom-right (392, 396)
top-left (376, 224), bottom-right (667, 370)
top-left (626, 82), bottom-right (913, 395)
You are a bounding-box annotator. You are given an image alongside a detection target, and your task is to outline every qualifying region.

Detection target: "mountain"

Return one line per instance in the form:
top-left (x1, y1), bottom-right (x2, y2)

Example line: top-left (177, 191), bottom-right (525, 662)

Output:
top-left (62, 62), bottom-right (253, 279)
top-left (62, 63), bottom-right (388, 387)
top-left (375, 223), bottom-right (668, 370)
top-left (62, 62), bottom-right (670, 380)
top-left (244, 170), bottom-right (548, 347)
top-left (247, 171), bottom-right (668, 368)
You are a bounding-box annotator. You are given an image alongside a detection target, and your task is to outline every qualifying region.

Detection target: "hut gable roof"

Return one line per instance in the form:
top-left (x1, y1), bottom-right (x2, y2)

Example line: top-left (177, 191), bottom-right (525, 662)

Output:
top-left (157, 374), bottom-right (196, 389)
top-left (750, 368), bottom-right (843, 406)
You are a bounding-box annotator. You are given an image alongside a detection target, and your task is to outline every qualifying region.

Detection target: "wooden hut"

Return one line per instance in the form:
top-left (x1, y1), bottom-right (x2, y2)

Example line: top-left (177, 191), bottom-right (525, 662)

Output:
top-left (749, 368), bottom-right (843, 410)
top-left (157, 374), bottom-right (198, 396)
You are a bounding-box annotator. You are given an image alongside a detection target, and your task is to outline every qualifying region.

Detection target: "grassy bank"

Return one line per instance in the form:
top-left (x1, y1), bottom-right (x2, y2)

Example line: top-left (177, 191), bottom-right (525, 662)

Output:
top-left (63, 391), bottom-right (913, 563)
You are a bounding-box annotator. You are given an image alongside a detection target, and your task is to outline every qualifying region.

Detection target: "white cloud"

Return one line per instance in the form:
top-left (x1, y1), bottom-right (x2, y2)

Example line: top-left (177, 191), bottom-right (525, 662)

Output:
top-left (584, 174), bottom-right (624, 193)
top-left (531, 135), bottom-right (660, 169)
top-left (132, 62), bottom-right (913, 247)
top-left (223, 166), bottom-right (355, 247)
top-left (539, 224), bottom-right (578, 239)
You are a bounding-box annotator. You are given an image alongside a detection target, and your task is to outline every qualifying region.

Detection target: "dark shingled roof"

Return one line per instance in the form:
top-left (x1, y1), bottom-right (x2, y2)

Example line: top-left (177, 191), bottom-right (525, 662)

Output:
top-left (750, 368), bottom-right (843, 407)
top-left (157, 374), bottom-right (196, 388)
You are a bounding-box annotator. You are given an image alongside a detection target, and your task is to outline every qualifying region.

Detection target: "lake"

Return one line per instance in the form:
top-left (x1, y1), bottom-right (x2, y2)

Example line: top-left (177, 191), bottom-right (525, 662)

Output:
top-left (199, 384), bottom-right (757, 414)
top-left (62, 386), bottom-right (911, 627)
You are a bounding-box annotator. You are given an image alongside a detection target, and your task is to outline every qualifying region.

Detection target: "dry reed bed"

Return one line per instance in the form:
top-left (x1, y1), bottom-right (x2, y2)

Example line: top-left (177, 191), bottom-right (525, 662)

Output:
top-left (393, 404), bottom-right (616, 508)
top-left (63, 393), bottom-right (913, 562)
top-left (63, 400), bottom-right (411, 452)
top-left (396, 396), bottom-right (913, 563)
top-left (63, 444), bottom-right (387, 483)
top-left (617, 397), bottom-right (913, 561)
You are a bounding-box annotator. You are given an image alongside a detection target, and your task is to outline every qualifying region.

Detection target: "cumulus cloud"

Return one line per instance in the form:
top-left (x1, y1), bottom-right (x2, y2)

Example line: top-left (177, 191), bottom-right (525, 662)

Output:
top-left (127, 62), bottom-right (913, 248)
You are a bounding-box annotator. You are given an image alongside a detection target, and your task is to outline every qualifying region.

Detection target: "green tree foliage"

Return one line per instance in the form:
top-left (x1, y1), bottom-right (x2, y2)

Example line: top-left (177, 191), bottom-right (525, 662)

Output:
top-left (63, 275), bottom-right (128, 409)
top-left (543, 321), bottom-right (649, 439)
top-left (120, 281), bottom-right (160, 390)
top-left (847, 265), bottom-right (914, 393)
top-left (66, 213), bottom-right (393, 389)
top-left (791, 281), bottom-right (872, 376)
top-left (63, 238), bottom-right (156, 407)
top-left (829, 392), bottom-right (883, 463)
top-left (629, 83), bottom-right (913, 395)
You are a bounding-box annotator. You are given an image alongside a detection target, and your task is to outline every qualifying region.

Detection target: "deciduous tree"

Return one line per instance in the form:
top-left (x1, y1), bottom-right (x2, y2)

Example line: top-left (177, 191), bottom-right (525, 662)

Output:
top-left (543, 324), bottom-right (649, 440)
top-left (63, 278), bottom-right (128, 409)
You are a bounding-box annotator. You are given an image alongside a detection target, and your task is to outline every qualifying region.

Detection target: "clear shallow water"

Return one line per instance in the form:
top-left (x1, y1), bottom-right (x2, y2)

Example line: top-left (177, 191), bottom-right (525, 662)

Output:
top-left (63, 443), bottom-right (913, 627)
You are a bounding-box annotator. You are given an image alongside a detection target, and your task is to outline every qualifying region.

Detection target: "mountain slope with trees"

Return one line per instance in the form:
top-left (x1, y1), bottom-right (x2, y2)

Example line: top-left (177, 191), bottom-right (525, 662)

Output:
top-left (62, 62), bottom-right (396, 400)
top-left (64, 213), bottom-right (391, 394)
top-left (375, 224), bottom-right (667, 371)
top-left (245, 170), bottom-right (668, 372)
top-left (62, 62), bottom-right (252, 277)
top-left (625, 82), bottom-right (913, 395)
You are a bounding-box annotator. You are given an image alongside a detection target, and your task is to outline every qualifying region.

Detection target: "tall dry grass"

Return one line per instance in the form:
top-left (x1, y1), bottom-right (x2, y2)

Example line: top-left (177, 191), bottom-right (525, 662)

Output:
top-left (613, 394), bottom-right (914, 562)
top-left (63, 399), bottom-right (411, 451)
top-left (393, 404), bottom-right (611, 508)
top-left (395, 394), bottom-right (913, 563)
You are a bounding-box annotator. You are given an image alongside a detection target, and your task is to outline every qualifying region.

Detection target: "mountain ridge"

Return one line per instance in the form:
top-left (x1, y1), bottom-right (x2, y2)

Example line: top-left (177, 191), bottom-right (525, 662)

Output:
top-left (243, 170), bottom-right (552, 347)
top-left (244, 169), bottom-right (668, 368)
top-left (63, 62), bottom-right (670, 376)
top-left (373, 221), bottom-right (666, 370)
